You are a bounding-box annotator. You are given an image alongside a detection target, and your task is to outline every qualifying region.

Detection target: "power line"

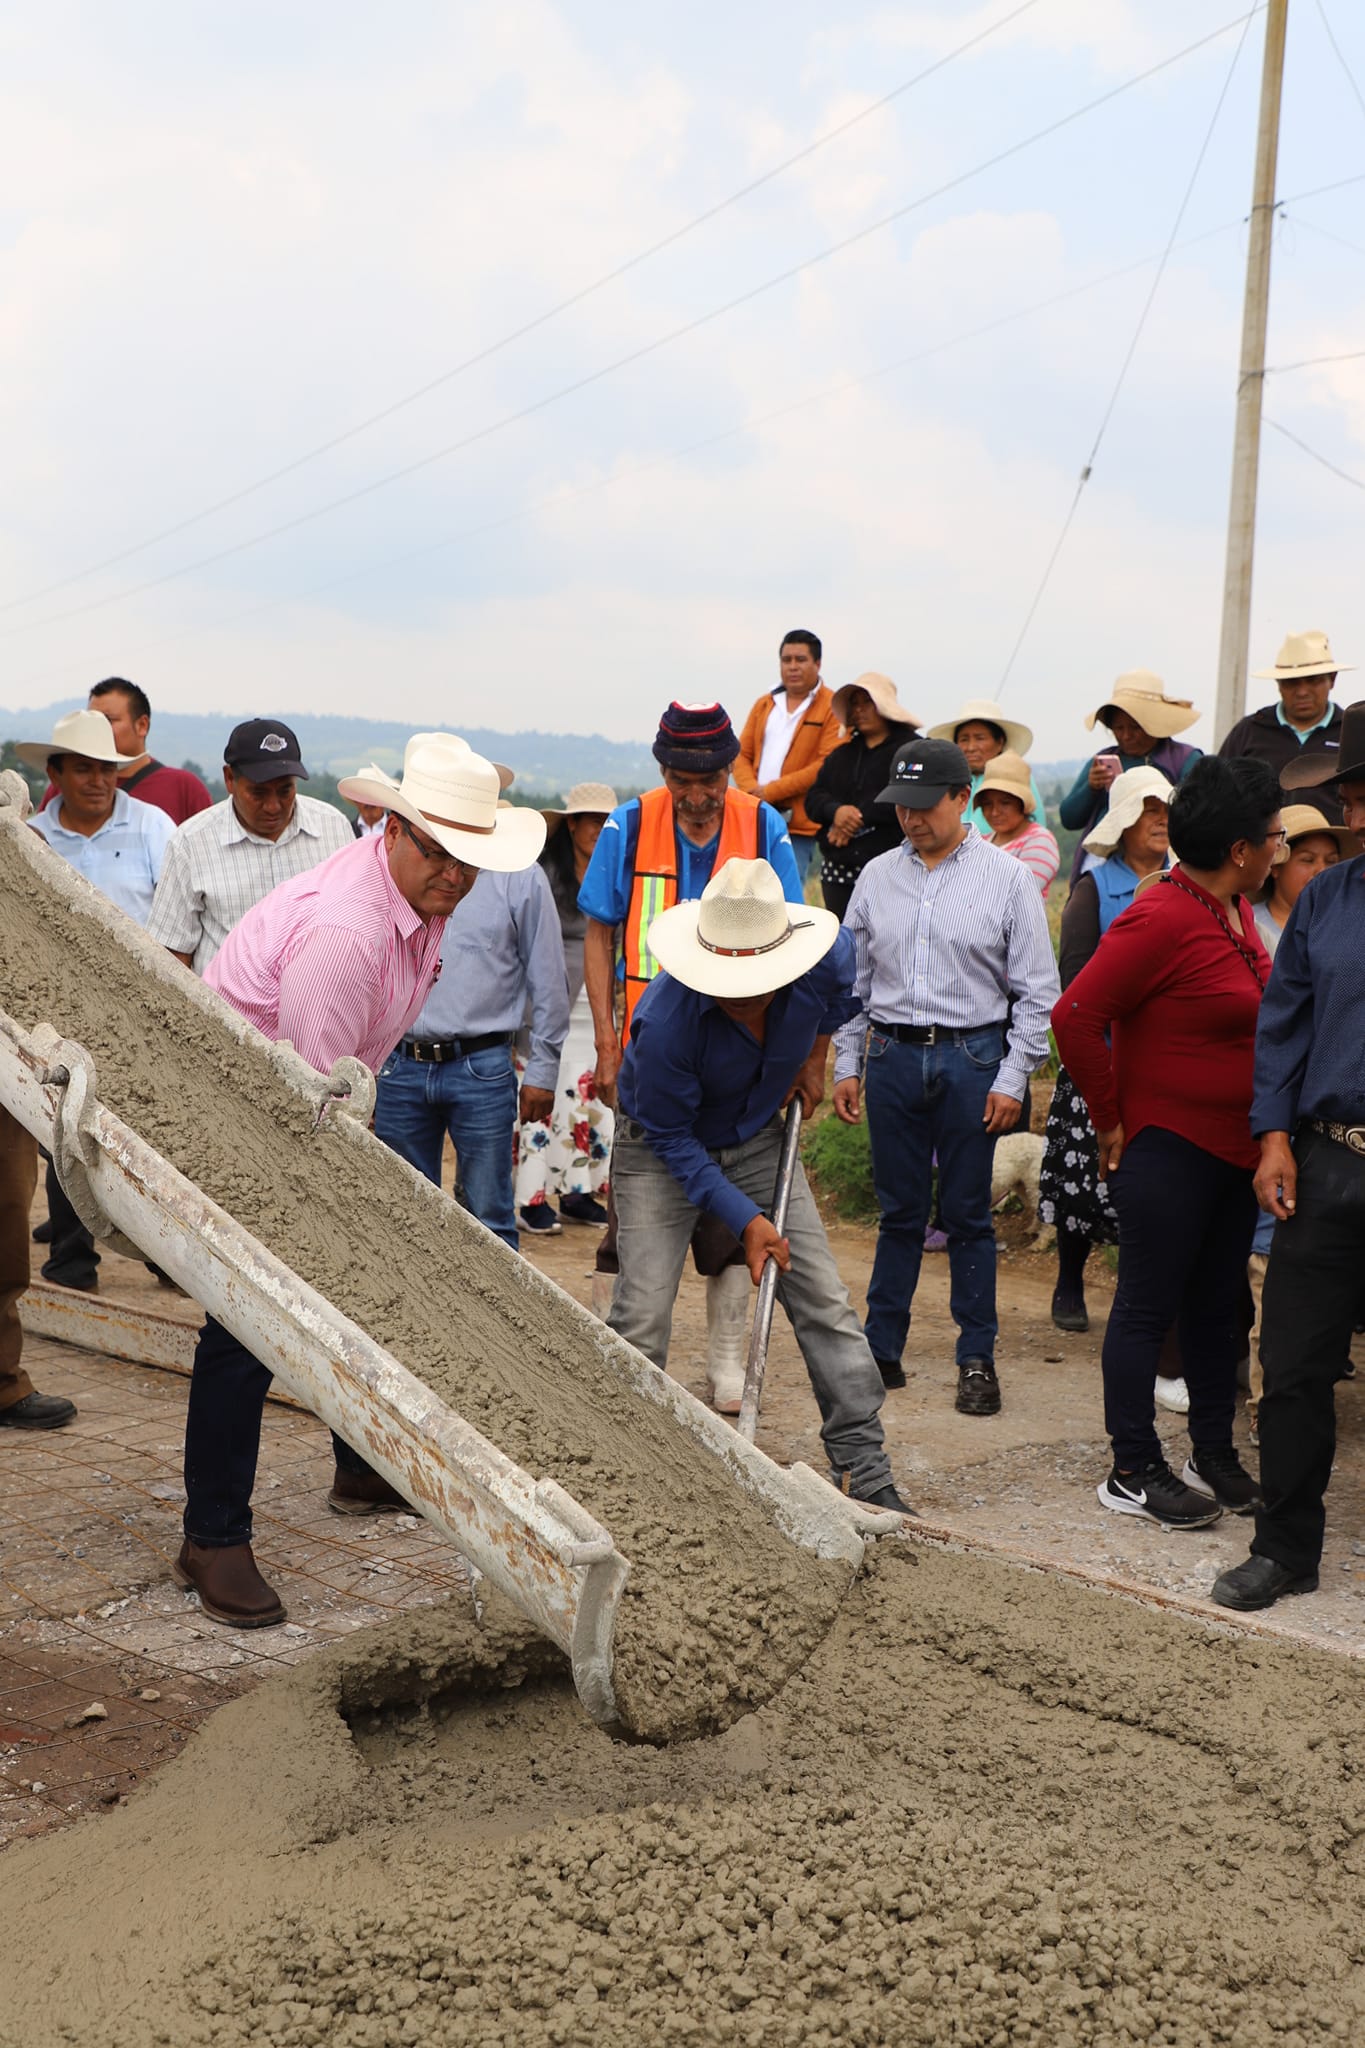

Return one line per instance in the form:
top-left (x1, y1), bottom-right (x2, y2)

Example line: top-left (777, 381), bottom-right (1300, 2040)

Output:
top-left (0, 0), bottom-right (1045, 618)
top-left (1265, 414), bottom-right (1365, 489)
top-left (18, 215), bottom-right (1249, 694)
top-left (2, 5), bottom-right (1263, 647)
top-left (1313, 0), bottom-right (1365, 131)
top-left (1286, 213), bottom-right (1365, 260)
top-left (995, 6), bottom-right (1255, 692)
top-left (1266, 346), bottom-right (1365, 371)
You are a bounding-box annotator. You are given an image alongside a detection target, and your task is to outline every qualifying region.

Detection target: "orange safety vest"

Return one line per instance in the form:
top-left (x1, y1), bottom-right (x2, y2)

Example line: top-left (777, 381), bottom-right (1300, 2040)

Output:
top-left (621, 784), bottom-right (760, 1039)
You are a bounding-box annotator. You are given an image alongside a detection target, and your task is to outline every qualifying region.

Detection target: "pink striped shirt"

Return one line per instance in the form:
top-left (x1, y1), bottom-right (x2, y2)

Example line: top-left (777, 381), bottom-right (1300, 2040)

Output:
top-left (204, 833), bottom-right (444, 1077)
top-left (992, 821), bottom-right (1060, 899)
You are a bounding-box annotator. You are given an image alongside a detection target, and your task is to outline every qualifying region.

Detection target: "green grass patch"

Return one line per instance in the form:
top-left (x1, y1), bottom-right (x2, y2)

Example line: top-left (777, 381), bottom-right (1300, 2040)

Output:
top-left (803, 1111), bottom-right (879, 1223)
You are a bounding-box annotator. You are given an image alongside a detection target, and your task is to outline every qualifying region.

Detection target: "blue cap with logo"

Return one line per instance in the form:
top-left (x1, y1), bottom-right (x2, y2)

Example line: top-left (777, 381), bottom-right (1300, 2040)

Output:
top-left (876, 736), bottom-right (971, 809)
top-left (223, 719), bottom-right (309, 784)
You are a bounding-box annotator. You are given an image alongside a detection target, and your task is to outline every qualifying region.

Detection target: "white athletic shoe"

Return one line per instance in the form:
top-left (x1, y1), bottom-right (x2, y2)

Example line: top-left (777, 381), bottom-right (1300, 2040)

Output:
top-left (1154, 1374), bottom-right (1190, 1414)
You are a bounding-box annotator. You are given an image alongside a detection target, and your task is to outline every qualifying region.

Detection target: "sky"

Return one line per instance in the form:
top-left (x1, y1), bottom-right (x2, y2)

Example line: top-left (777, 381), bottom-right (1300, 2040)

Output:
top-left (1, 0), bottom-right (1363, 757)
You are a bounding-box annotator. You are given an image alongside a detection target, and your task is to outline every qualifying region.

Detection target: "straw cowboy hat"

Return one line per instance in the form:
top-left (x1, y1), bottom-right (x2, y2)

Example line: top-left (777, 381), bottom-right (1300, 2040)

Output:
top-left (1254, 629), bottom-right (1354, 681)
top-left (972, 751), bottom-right (1040, 818)
top-left (829, 672), bottom-right (922, 730)
top-left (15, 708), bottom-right (140, 770)
top-left (1086, 670), bottom-right (1200, 740)
top-left (337, 733), bottom-right (545, 871)
top-left (1083, 764), bottom-right (1174, 854)
top-left (542, 780), bottom-right (619, 819)
top-left (1282, 700), bottom-right (1365, 792)
top-left (1259, 805), bottom-right (1357, 892)
top-left (646, 857), bottom-right (840, 999)
top-left (927, 697), bottom-right (1033, 756)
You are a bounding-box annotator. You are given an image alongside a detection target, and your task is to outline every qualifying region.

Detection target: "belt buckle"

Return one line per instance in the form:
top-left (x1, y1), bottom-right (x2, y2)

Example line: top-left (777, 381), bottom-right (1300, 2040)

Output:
top-left (1347, 1126), bottom-right (1365, 1156)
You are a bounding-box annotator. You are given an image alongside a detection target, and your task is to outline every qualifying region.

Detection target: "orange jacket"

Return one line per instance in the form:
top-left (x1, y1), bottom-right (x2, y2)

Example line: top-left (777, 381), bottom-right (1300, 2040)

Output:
top-left (622, 784), bottom-right (760, 1039)
top-left (732, 684), bottom-right (842, 835)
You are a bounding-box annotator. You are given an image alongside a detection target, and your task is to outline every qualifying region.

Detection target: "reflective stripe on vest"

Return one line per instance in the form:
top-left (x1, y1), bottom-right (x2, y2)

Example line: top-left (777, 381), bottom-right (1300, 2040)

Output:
top-left (621, 784), bottom-right (760, 1039)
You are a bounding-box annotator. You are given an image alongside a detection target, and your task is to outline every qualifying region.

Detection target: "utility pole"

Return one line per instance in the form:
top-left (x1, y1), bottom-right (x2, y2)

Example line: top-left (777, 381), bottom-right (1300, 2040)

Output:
top-left (1213, 0), bottom-right (1289, 745)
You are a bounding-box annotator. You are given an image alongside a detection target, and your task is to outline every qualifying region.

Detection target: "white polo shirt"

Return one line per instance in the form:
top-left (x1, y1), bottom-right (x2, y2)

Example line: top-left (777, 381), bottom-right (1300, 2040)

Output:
top-left (145, 794), bottom-right (355, 971)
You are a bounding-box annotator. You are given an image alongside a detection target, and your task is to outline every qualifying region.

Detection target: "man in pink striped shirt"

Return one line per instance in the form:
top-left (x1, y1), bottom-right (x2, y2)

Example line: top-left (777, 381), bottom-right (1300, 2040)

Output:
top-left (178, 735), bottom-right (544, 1630)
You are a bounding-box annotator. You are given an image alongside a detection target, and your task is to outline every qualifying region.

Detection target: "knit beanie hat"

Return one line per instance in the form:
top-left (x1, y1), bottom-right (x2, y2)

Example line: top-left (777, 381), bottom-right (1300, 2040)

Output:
top-left (652, 701), bottom-right (741, 773)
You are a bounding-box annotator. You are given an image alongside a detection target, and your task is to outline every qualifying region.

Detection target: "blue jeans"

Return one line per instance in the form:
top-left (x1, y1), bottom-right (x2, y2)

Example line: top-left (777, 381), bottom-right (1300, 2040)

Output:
top-left (374, 1044), bottom-right (519, 1248)
top-left (790, 833), bottom-right (817, 886)
top-left (863, 1026), bottom-right (1005, 1366)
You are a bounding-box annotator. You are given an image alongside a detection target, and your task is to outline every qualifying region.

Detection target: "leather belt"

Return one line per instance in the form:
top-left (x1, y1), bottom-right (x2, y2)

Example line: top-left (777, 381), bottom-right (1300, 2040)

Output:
top-left (1307, 1118), bottom-right (1365, 1156)
top-left (400, 1032), bottom-right (512, 1064)
top-left (869, 1019), bottom-right (1003, 1046)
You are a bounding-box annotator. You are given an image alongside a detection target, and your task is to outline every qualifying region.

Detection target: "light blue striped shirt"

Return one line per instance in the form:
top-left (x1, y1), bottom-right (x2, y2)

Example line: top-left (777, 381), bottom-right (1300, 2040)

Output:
top-left (833, 831), bottom-right (1059, 1099)
top-left (404, 864), bottom-right (570, 1091)
top-left (29, 789), bottom-right (174, 926)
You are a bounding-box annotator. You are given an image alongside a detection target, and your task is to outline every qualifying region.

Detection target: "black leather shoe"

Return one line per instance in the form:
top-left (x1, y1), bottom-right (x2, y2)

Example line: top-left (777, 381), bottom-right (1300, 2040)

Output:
top-left (1211, 1554), bottom-right (1318, 1612)
top-left (327, 1465), bottom-right (408, 1515)
top-left (0, 1390), bottom-right (78, 1430)
top-left (875, 1356), bottom-right (907, 1390)
top-left (855, 1483), bottom-right (917, 1516)
top-left (32, 1216), bottom-right (53, 1244)
top-left (955, 1359), bottom-right (1001, 1416)
top-left (1050, 1290), bottom-right (1089, 1333)
top-left (40, 1264), bottom-right (98, 1293)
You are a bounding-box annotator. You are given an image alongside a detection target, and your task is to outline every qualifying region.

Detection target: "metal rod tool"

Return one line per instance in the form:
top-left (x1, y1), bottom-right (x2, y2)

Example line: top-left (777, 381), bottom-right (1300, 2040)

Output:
top-left (737, 1099), bottom-right (803, 1443)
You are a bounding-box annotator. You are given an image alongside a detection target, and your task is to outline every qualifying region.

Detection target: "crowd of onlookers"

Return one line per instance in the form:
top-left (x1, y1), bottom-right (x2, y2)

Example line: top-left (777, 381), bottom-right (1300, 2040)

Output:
top-left (3, 625), bottom-right (1363, 1623)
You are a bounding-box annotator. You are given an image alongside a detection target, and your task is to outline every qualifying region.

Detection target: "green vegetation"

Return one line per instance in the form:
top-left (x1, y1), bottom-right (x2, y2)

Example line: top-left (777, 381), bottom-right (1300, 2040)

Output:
top-left (803, 1109), bottom-right (878, 1223)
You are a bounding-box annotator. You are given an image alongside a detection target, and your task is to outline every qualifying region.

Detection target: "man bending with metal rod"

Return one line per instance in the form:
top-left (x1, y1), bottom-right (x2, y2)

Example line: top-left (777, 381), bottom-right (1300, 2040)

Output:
top-left (608, 857), bottom-right (909, 1514)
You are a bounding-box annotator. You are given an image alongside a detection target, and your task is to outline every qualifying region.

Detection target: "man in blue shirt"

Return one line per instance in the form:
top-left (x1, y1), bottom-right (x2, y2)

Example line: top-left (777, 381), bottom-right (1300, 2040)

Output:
top-left (612, 858), bottom-right (908, 1511)
top-left (374, 858), bottom-right (569, 1252)
top-left (19, 710), bottom-right (174, 1293)
top-left (580, 700), bottom-right (802, 1407)
top-left (1213, 702), bottom-right (1365, 1612)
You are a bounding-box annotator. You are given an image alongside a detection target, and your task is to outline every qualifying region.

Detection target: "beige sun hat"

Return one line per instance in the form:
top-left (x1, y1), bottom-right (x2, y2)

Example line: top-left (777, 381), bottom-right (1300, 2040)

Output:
top-left (926, 697), bottom-right (1033, 756)
top-left (972, 751), bottom-right (1039, 818)
top-left (829, 672), bottom-right (922, 731)
top-left (338, 733), bottom-right (545, 872)
top-left (1086, 670), bottom-right (1200, 740)
top-left (1083, 765), bottom-right (1174, 854)
top-left (15, 708), bottom-right (140, 771)
top-left (645, 857), bottom-right (840, 1000)
top-left (1254, 630), bottom-right (1353, 681)
top-left (1278, 803), bottom-right (1357, 858)
top-left (542, 780), bottom-right (619, 818)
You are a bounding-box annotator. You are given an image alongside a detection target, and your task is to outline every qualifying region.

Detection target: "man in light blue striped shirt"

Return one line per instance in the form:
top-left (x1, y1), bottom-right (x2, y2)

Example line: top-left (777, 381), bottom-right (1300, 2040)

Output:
top-left (833, 738), bottom-right (1059, 1418)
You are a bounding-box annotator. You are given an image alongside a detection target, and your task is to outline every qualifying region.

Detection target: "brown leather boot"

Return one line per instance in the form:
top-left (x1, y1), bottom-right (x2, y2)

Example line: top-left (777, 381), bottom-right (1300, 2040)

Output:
top-left (326, 1464), bottom-right (408, 1516)
top-left (173, 1540), bottom-right (286, 1627)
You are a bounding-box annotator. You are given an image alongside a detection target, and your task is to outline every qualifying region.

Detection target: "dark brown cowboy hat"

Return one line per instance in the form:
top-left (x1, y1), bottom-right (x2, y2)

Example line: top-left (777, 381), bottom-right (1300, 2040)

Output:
top-left (1281, 699), bottom-right (1365, 791)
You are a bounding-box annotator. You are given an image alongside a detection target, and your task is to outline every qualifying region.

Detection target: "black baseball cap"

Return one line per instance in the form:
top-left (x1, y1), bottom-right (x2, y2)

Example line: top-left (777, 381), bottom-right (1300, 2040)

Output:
top-left (223, 719), bottom-right (309, 783)
top-left (876, 737), bottom-right (971, 809)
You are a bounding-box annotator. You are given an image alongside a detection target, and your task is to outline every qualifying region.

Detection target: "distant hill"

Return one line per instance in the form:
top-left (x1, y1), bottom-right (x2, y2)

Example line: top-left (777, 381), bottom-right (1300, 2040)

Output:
top-left (0, 702), bottom-right (659, 799)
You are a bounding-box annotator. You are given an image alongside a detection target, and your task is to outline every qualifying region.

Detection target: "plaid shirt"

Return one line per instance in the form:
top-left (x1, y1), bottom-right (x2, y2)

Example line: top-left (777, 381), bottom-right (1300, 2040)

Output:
top-left (146, 795), bottom-right (353, 971)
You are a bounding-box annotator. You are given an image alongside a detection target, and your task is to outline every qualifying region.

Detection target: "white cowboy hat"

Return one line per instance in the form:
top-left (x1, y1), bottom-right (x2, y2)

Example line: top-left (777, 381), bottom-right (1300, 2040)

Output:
top-left (1083, 765), bottom-right (1174, 853)
top-left (337, 732), bottom-right (545, 872)
top-left (542, 780), bottom-right (619, 818)
top-left (1086, 670), bottom-right (1200, 740)
top-left (972, 751), bottom-right (1040, 818)
top-left (926, 697), bottom-right (1033, 756)
top-left (828, 672), bottom-right (922, 731)
top-left (15, 708), bottom-right (140, 771)
top-left (646, 857), bottom-right (841, 999)
top-left (1253, 630), bottom-right (1353, 681)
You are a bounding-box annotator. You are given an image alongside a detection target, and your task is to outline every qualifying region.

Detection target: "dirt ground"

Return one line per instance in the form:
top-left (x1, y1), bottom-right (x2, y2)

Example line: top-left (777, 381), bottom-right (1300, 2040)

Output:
top-left (4, 1167), bottom-right (1362, 1850)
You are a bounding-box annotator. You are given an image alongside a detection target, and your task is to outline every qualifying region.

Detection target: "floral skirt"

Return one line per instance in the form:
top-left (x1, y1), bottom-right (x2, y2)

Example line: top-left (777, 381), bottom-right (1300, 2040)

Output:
top-left (1038, 1067), bottom-right (1118, 1245)
top-left (515, 990), bottom-right (614, 1212)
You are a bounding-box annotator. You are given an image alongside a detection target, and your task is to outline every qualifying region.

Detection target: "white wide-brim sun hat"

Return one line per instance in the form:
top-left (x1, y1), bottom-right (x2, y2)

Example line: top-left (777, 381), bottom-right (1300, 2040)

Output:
top-left (926, 697), bottom-right (1033, 756)
top-left (338, 732), bottom-right (545, 872)
top-left (1086, 670), bottom-right (1200, 740)
top-left (1083, 764), bottom-right (1174, 853)
top-left (15, 708), bottom-right (141, 770)
top-left (828, 672), bottom-right (922, 731)
top-left (646, 857), bottom-right (841, 999)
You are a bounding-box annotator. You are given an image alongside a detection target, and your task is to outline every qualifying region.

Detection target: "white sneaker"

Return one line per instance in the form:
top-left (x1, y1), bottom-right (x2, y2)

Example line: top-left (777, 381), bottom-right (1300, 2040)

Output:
top-left (1154, 1374), bottom-right (1190, 1414)
top-left (706, 1266), bottom-right (751, 1416)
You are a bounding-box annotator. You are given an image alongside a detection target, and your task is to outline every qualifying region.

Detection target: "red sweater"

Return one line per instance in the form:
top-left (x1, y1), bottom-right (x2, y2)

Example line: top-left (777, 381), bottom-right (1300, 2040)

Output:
top-left (1051, 869), bottom-right (1269, 1171)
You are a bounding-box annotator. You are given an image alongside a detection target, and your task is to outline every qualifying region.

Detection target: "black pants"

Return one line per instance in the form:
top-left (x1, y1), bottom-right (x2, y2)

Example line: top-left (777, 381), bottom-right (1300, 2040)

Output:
top-left (41, 1158), bottom-right (99, 1289)
top-left (1253, 1131), bottom-right (1365, 1575)
top-left (1103, 1127), bottom-right (1256, 1468)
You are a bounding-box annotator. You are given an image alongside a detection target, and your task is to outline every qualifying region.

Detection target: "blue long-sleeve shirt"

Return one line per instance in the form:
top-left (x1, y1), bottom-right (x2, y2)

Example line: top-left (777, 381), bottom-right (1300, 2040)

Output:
top-left (405, 864), bottom-right (570, 1091)
top-left (1251, 853), bottom-right (1365, 1136)
top-left (618, 928), bottom-right (860, 1239)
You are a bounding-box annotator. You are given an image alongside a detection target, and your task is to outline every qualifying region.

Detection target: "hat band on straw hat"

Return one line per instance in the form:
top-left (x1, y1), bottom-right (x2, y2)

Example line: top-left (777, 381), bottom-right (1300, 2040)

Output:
top-left (698, 917), bottom-right (815, 960)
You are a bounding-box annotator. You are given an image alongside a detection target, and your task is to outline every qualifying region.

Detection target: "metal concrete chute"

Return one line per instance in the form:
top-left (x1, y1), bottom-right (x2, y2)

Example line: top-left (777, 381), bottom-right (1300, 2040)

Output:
top-left (0, 778), bottom-right (893, 1730)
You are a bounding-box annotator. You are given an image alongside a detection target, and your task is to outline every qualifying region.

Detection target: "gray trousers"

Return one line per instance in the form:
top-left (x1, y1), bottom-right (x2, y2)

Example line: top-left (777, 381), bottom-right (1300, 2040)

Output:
top-left (608, 1117), bottom-right (892, 1495)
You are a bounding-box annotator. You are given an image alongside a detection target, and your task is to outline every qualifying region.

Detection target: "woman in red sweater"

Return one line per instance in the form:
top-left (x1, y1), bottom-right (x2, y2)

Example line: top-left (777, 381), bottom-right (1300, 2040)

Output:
top-left (1053, 756), bottom-right (1283, 1530)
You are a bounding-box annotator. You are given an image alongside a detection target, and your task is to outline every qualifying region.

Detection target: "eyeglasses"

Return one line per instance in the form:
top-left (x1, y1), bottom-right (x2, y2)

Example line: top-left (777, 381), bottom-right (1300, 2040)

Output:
top-left (395, 815), bottom-right (475, 877)
top-left (1264, 828), bottom-right (1289, 846)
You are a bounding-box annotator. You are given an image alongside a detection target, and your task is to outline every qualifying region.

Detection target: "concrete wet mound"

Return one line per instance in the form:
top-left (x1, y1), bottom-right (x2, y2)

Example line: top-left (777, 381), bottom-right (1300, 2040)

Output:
top-left (0, 831), bottom-right (847, 1742)
top-left (1, 1545), bottom-right (1362, 2046)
